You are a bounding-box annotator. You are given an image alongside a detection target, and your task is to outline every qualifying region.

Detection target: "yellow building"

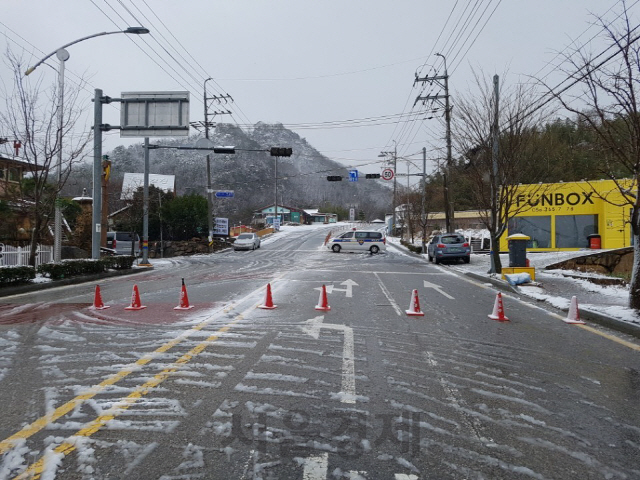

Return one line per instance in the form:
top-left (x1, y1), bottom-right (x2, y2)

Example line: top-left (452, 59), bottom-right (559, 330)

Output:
top-left (500, 179), bottom-right (633, 251)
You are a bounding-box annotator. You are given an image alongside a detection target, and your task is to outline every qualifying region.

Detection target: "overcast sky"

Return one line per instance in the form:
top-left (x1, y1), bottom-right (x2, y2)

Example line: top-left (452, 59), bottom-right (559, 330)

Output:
top-left (1, 0), bottom-right (636, 182)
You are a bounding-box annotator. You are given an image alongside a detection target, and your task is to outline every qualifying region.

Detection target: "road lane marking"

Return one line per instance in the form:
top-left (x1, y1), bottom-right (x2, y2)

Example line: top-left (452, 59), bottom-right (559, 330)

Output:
top-left (0, 279), bottom-right (280, 456)
top-left (301, 316), bottom-right (356, 404)
top-left (333, 279), bottom-right (358, 297)
top-left (374, 272), bottom-right (402, 316)
top-left (313, 280), bottom-right (358, 298)
top-left (13, 311), bottom-right (252, 480)
top-left (423, 280), bottom-right (455, 299)
top-left (302, 453), bottom-right (329, 479)
top-left (576, 324), bottom-right (640, 351)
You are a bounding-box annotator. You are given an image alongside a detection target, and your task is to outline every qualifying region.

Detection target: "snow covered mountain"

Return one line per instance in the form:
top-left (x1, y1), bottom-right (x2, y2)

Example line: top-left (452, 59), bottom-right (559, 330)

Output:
top-left (64, 123), bottom-right (390, 223)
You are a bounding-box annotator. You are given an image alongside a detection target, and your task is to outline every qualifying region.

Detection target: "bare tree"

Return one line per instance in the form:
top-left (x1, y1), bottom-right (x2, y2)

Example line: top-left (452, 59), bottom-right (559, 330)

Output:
top-left (453, 69), bottom-right (558, 273)
top-left (548, 1), bottom-right (640, 307)
top-left (0, 50), bottom-right (90, 266)
top-left (400, 180), bottom-right (439, 252)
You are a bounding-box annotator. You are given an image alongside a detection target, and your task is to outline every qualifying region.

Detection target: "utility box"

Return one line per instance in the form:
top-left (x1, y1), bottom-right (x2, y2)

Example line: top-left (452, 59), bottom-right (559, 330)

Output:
top-left (507, 233), bottom-right (530, 267)
top-left (587, 233), bottom-right (601, 249)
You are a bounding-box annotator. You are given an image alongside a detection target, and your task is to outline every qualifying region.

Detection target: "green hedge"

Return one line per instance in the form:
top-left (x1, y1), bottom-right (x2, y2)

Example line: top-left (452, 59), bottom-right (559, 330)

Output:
top-left (37, 256), bottom-right (135, 280)
top-left (0, 256), bottom-right (135, 286)
top-left (401, 240), bottom-right (423, 254)
top-left (38, 259), bottom-right (104, 280)
top-left (100, 255), bottom-right (135, 270)
top-left (0, 266), bottom-right (36, 285)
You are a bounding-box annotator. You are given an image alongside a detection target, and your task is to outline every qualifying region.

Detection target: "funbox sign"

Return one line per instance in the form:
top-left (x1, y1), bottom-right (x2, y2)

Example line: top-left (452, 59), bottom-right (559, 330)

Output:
top-left (516, 191), bottom-right (595, 208)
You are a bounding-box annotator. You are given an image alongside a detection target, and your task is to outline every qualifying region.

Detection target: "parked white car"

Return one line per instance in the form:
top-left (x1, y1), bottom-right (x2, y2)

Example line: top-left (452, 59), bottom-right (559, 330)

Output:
top-left (233, 233), bottom-right (261, 251)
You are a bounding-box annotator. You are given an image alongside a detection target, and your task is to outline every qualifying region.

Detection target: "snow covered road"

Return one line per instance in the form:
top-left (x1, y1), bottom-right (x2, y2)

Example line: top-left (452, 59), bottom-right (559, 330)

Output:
top-left (1, 225), bottom-right (639, 479)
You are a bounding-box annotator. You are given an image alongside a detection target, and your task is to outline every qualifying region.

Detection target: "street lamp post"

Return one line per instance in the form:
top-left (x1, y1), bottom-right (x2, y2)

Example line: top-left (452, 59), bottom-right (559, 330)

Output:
top-left (24, 27), bottom-right (149, 263)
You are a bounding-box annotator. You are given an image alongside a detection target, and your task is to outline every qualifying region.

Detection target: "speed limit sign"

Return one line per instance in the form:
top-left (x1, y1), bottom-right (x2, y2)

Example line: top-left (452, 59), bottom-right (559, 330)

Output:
top-left (381, 168), bottom-right (394, 181)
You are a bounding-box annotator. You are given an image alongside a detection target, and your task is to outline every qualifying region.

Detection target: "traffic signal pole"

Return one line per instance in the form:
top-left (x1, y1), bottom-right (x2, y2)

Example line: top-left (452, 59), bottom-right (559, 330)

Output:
top-left (268, 148), bottom-right (292, 230)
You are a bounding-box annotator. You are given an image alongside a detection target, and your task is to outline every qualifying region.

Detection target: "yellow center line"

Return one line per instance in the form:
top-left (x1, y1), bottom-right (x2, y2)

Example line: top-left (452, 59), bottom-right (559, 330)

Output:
top-left (0, 302), bottom-right (238, 456)
top-left (577, 324), bottom-right (640, 351)
top-left (14, 319), bottom-right (242, 480)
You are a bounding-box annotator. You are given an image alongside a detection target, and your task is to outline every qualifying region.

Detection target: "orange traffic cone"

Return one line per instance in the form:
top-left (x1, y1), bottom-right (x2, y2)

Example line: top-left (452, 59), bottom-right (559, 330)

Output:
top-left (258, 283), bottom-right (277, 309)
top-left (315, 284), bottom-right (331, 311)
top-left (488, 292), bottom-right (509, 322)
top-left (91, 285), bottom-right (110, 310)
top-left (174, 278), bottom-right (194, 310)
top-left (564, 296), bottom-right (585, 324)
top-left (125, 284), bottom-right (147, 310)
top-left (405, 289), bottom-right (425, 316)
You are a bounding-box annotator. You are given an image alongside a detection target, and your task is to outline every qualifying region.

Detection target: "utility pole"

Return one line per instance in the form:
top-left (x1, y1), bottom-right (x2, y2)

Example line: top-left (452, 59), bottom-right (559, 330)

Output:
top-left (200, 78), bottom-right (233, 246)
top-left (414, 53), bottom-right (454, 232)
top-left (421, 147), bottom-right (427, 254)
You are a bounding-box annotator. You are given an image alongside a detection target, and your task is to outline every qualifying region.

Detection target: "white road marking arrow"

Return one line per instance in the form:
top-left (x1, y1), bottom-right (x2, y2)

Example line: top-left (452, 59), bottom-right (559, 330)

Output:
top-left (313, 279), bottom-right (358, 298)
top-left (314, 284), bottom-right (334, 294)
top-left (330, 279), bottom-right (358, 298)
top-left (301, 316), bottom-right (356, 404)
top-left (423, 280), bottom-right (455, 299)
top-left (302, 452), bottom-right (328, 479)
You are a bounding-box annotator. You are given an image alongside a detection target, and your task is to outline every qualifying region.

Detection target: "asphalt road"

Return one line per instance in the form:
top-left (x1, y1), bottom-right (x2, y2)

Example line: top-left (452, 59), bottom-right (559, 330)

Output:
top-left (0, 225), bottom-right (639, 479)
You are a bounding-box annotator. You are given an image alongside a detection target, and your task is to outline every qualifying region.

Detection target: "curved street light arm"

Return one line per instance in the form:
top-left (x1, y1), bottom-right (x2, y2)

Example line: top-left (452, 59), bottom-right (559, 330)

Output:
top-left (435, 52), bottom-right (447, 74)
top-left (25, 27), bottom-right (149, 76)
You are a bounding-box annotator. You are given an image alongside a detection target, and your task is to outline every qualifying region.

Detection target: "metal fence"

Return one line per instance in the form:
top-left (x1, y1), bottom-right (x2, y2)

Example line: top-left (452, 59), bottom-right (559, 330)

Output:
top-left (0, 244), bottom-right (52, 268)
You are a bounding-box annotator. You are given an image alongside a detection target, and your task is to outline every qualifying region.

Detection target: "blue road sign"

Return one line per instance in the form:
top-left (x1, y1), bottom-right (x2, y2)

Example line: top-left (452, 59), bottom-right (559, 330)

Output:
top-left (349, 170), bottom-right (358, 182)
top-left (214, 190), bottom-right (234, 198)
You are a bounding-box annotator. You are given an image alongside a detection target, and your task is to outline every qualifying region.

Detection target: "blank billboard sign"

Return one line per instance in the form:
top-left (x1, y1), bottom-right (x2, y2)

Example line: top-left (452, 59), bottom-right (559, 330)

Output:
top-left (120, 91), bottom-right (189, 137)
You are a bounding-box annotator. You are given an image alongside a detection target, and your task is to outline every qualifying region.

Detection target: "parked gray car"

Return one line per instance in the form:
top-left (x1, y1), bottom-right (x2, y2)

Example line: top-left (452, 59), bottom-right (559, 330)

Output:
top-left (233, 233), bottom-right (261, 251)
top-left (106, 231), bottom-right (140, 256)
top-left (427, 233), bottom-right (470, 264)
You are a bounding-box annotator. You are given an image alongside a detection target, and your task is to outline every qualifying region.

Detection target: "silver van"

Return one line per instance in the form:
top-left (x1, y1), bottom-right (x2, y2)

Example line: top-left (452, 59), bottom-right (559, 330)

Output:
top-left (106, 231), bottom-right (140, 256)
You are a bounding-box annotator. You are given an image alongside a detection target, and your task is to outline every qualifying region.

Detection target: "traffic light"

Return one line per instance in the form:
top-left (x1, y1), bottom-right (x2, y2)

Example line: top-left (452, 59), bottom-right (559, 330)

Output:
top-left (102, 155), bottom-right (111, 182)
top-left (365, 173), bottom-right (381, 179)
top-left (270, 147), bottom-right (293, 157)
top-left (326, 175), bottom-right (342, 181)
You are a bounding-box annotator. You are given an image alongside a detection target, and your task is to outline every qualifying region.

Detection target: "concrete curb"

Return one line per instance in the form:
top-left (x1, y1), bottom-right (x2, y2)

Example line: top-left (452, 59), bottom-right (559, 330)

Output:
top-left (464, 271), bottom-right (521, 295)
top-left (577, 308), bottom-right (640, 339)
top-left (0, 267), bottom-right (149, 298)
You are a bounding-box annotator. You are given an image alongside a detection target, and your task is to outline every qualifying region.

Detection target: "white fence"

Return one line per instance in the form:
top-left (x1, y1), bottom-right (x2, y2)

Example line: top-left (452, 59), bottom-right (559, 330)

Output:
top-left (0, 244), bottom-right (53, 268)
